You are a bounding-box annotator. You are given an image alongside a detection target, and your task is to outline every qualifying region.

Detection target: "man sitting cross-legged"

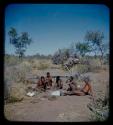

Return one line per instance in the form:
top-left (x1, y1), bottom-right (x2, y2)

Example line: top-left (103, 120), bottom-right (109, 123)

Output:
top-left (37, 76), bottom-right (47, 91)
top-left (64, 77), bottom-right (93, 96)
top-left (66, 76), bottom-right (78, 92)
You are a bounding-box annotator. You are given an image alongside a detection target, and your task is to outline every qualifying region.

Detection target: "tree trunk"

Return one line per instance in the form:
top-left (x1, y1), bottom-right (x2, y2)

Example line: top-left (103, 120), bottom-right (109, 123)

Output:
top-left (19, 54), bottom-right (23, 61)
top-left (94, 51), bottom-right (97, 59)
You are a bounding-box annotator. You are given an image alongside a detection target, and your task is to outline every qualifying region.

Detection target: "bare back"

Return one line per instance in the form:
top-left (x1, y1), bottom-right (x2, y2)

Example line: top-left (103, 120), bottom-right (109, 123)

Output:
top-left (82, 83), bottom-right (92, 94)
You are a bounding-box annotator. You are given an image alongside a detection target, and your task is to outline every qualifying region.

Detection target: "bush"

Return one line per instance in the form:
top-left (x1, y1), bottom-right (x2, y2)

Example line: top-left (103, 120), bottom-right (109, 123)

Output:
top-left (76, 64), bottom-right (90, 73)
top-left (16, 62), bottom-right (32, 82)
top-left (88, 58), bottom-right (102, 71)
top-left (90, 110), bottom-right (109, 121)
top-left (66, 58), bottom-right (102, 74)
top-left (5, 54), bottom-right (21, 66)
top-left (5, 61), bottom-right (32, 83)
top-left (6, 83), bottom-right (25, 103)
top-left (4, 60), bottom-right (32, 102)
top-left (88, 97), bottom-right (109, 121)
top-left (52, 49), bottom-right (70, 65)
top-left (62, 57), bottom-right (108, 75)
top-left (4, 106), bottom-right (11, 120)
top-left (37, 61), bottom-right (49, 70)
top-left (31, 59), bottom-right (50, 70)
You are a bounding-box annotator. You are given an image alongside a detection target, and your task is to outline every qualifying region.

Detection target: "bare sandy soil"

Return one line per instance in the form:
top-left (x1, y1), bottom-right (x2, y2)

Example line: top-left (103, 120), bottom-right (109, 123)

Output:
top-left (4, 68), bottom-right (109, 122)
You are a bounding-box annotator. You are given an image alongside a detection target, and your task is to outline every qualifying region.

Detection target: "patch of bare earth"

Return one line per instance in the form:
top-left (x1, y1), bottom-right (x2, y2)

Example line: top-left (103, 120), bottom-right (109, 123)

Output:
top-left (4, 69), bottom-right (109, 122)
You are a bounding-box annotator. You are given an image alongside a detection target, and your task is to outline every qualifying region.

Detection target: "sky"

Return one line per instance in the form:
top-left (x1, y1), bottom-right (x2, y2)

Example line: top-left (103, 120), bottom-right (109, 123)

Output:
top-left (5, 4), bottom-right (109, 56)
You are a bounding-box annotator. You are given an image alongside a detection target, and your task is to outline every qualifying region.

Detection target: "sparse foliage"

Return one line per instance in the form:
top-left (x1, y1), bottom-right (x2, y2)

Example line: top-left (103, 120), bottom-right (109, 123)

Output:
top-left (8, 27), bottom-right (32, 59)
top-left (85, 31), bottom-right (107, 65)
top-left (52, 48), bottom-right (70, 64)
top-left (75, 42), bottom-right (91, 57)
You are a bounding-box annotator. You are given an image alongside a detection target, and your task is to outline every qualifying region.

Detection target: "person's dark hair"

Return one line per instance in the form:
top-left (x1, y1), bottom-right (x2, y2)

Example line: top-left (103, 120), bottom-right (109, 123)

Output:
top-left (41, 76), bottom-right (45, 80)
top-left (47, 72), bottom-right (50, 75)
top-left (83, 76), bottom-right (90, 83)
top-left (56, 76), bottom-right (60, 83)
top-left (70, 76), bottom-right (73, 81)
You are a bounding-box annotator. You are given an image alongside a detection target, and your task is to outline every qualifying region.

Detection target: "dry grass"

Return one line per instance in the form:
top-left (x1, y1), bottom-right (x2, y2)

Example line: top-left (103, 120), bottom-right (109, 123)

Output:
top-left (30, 59), bottom-right (51, 70)
top-left (4, 59), bottom-right (53, 102)
top-left (4, 106), bottom-right (11, 121)
top-left (5, 83), bottom-right (26, 103)
top-left (64, 58), bottom-right (106, 74)
top-left (88, 96), bottom-right (109, 121)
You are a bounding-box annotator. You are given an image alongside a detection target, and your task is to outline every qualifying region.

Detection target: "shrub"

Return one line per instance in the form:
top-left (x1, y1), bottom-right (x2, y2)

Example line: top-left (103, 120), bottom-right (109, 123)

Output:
top-left (88, 58), bottom-right (102, 71)
top-left (5, 83), bottom-right (25, 103)
top-left (16, 63), bottom-right (32, 83)
top-left (62, 57), bottom-right (108, 75)
top-left (64, 57), bottom-right (102, 74)
top-left (4, 61), bottom-right (32, 102)
top-left (4, 105), bottom-right (14, 121)
top-left (5, 61), bottom-right (32, 83)
top-left (77, 64), bottom-right (90, 73)
top-left (30, 59), bottom-right (50, 70)
top-left (37, 62), bottom-right (49, 70)
top-left (90, 110), bottom-right (108, 121)
top-left (52, 49), bottom-right (70, 65)
top-left (5, 55), bottom-right (21, 66)
top-left (88, 97), bottom-right (109, 121)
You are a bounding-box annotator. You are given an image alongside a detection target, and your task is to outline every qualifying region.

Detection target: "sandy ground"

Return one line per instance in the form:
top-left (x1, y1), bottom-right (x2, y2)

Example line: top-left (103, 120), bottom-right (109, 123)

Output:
top-left (4, 96), bottom-right (91, 122)
top-left (4, 68), bottom-right (109, 122)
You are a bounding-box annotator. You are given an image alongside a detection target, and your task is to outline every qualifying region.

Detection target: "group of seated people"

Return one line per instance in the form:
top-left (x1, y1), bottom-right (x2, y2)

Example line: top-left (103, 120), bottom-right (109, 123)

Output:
top-left (37, 72), bottom-right (53, 91)
top-left (36, 72), bottom-right (93, 96)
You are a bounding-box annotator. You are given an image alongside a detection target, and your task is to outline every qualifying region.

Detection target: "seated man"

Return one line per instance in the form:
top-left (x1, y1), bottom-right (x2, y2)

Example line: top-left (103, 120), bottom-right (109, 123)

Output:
top-left (55, 76), bottom-right (63, 89)
top-left (37, 76), bottom-right (47, 91)
top-left (64, 77), bottom-right (93, 96)
top-left (45, 72), bottom-right (53, 88)
top-left (66, 76), bottom-right (78, 92)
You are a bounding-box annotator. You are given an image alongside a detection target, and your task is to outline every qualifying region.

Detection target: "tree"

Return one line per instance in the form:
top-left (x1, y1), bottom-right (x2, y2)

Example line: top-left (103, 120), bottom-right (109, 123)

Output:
top-left (52, 48), bottom-right (70, 64)
top-left (75, 42), bottom-right (91, 57)
top-left (52, 50), bottom-right (61, 64)
top-left (8, 27), bottom-right (32, 59)
top-left (61, 48), bottom-right (70, 60)
top-left (85, 31), bottom-right (105, 65)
